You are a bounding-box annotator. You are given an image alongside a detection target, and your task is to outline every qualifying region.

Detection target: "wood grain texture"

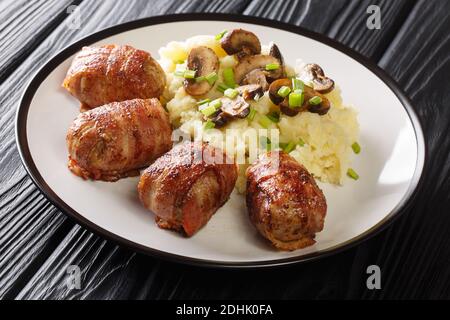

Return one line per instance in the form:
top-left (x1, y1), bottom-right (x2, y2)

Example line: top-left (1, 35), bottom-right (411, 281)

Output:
top-left (0, 0), bottom-right (78, 83)
top-left (0, 0), bottom-right (448, 299)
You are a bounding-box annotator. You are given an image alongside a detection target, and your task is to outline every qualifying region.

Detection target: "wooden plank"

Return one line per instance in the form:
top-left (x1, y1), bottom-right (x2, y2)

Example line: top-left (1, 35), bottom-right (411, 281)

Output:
top-left (0, 0), bottom-right (77, 83)
top-left (11, 0), bottom-right (434, 300)
top-left (365, 0), bottom-right (450, 299)
top-left (243, 0), bottom-right (416, 59)
top-left (0, 0), bottom-right (251, 299)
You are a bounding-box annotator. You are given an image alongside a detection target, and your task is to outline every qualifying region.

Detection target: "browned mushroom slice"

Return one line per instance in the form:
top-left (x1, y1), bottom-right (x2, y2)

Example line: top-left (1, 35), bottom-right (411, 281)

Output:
top-left (298, 63), bottom-right (335, 94)
top-left (220, 29), bottom-right (261, 58)
top-left (234, 54), bottom-right (283, 85)
top-left (269, 42), bottom-right (285, 75)
top-left (268, 78), bottom-right (291, 105)
top-left (184, 46), bottom-right (219, 96)
top-left (241, 69), bottom-right (269, 91)
top-left (268, 78), bottom-right (331, 117)
top-left (220, 96), bottom-right (250, 119)
top-left (236, 84), bottom-right (264, 100)
top-left (210, 113), bottom-right (228, 128)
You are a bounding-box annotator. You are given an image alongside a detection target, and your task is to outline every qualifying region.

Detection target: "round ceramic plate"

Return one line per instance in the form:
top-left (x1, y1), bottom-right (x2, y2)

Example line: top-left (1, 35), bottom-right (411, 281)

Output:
top-left (16, 14), bottom-right (425, 268)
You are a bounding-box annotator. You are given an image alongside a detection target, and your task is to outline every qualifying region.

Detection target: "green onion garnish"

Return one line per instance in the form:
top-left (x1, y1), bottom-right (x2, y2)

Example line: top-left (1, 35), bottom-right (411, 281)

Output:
top-left (247, 108), bottom-right (256, 121)
top-left (266, 111), bottom-right (280, 123)
top-left (298, 137), bottom-right (305, 147)
top-left (222, 68), bottom-right (236, 88)
top-left (352, 142), bottom-right (361, 154)
top-left (224, 88), bottom-right (239, 99)
top-left (292, 78), bottom-right (304, 91)
top-left (205, 72), bottom-right (218, 85)
top-left (209, 99), bottom-right (222, 110)
top-left (174, 69), bottom-right (185, 77)
top-left (216, 83), bottom-right (229, 93)
top-left (279, 142), bottom-right (288, 150)
top-left (309, 96), bottom-right (322, 105)
top-left (277, 86), bottom-right (291, 98)
top-left (260, 137), bottom-right (272, 151)
top-left (215, 30), bottom-right (228, 40)
top-left (259, 115), bottom-right (273, 128)
top-left (289, 92), bottom-right (304, 107)
top-left (265, 63), bottom-right (280, 71)
top-left (200, 105), bottom-right (218, 117)
top-left (347, 168), bottom-right (359, 180)
top-left (195, 76), bottom-right (206, 83)
top-left (283, 141), bottom-right (296, 153)
top-left (183, 69), bottom-right (196, 79)
top-left (204, 120), bottom-right (216, 130)
top-left (197, 98), bottom-right (211, 106)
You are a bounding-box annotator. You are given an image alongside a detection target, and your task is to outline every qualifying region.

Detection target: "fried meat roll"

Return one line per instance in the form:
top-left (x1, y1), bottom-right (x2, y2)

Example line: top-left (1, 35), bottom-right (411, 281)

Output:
top-left (138, 142), bottom-right (238, 236)
top-left (63, 44), bottom-right (166, 111)
top-left (246, 151), bottom-right (327, 250)
top-left (67, 98), bottom-right (172, 181)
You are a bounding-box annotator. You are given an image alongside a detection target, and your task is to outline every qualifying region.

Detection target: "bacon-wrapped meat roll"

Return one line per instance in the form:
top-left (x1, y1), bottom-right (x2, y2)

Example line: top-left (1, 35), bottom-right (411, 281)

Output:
top-left (66, 98), bottom-right (172, 181)
top-left (62, 44), bottom-right (166, 111)
top-left (246, 151), bottom-right (327, 250)
top-left (138, 142), bottom-right (238, 236)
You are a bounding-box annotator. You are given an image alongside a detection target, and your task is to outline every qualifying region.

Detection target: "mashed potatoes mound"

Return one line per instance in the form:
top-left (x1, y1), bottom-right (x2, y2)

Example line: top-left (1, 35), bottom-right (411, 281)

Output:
top-left (158, 35), bottom-right (359, 193)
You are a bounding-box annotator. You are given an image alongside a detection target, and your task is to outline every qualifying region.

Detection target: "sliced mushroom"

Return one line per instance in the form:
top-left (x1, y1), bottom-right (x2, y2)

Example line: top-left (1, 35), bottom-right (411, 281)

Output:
top-left (220, 96), bottom-right (250, 118)
top-left (234, 54), bottom-right (283, 85)
top-left (236, 84), bottom-right (264, 100)
top-left (184, 46), bottom-right (219, 96)
top-left (268, 78), bottom-right (331, 117)
top-left (221, 29), bottom-right (261, 59)
top-left (241, 69), bottom-right (269, 91)
top-left (297, 63), bottom-right (334, 94)
top-left (269, 42), bottom-right (285, 75)
top-left (210, 113), bottom-right (228, 128)
top-left (268, 78), bottom-right (291, 105)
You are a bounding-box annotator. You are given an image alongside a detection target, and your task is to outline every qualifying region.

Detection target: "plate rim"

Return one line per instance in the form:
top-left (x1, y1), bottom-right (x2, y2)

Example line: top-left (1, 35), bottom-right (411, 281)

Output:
top-left (15, 13), bottom-right (427, 269)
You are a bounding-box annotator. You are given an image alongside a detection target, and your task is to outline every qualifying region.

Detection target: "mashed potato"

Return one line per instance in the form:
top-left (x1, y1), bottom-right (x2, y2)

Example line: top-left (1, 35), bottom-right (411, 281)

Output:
top-left (158, 35), bottom-right (359, 193)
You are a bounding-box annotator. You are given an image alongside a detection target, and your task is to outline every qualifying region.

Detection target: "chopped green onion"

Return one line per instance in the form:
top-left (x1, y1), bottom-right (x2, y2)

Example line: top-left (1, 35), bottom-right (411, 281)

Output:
top-left (183, 69), bottom-right (196, 79)
top-left (309, 96), bottom-right (322, 105)
top-left (196, 98), bottom-right (211, 106)
top-left (283, 141), bottom-right (297, 153)
top-left (174, 69), bottom-right (185, 77)
top-left (247, 108), bottom-right (257, 121)
top-left (195, 76), bottom-right (206, 83)
top-left (205, 72), bottom-right (218, 85)
top-left (279, 142), bottom-right (288, 150)
top-left (265, 63), bottom-right (280, 71)
top-left (222, 68), bottom-right (236, 88)
top-left (259, 115), bottom-right (273, 128)
top-left (224, 88), bottom-right (239, 99)
top-left (209, 99), bottom-right (222, 110)
top-left (266, 111), bottom-right (280, 123)
top-left (289, 92), bottom-right (304, 107)
top-left (298, 137), bottom-right (305, 147)
top-left (215, 30), bottom-right (228, 40)
top-left (216, 83), bottom-right (229, 93)
top-left (352, 142), bottom-right (361, 154)
top-left (200, 105), bottom-right (218, 117)
top-left (204, 120), bottom-right (216, 130)
top-left (260, 137), bottom-right (272, 151)
top-left (347, 168), bottom-right (359, 180)
top-left (292, 78), bottom-right (304, 91)
top-left (277, 86), bottom-right (291, 98)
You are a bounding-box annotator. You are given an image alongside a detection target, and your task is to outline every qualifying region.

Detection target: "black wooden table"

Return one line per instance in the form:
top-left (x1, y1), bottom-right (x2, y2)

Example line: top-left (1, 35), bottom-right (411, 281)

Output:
top-left (1, 0), bottom-right (449, 300)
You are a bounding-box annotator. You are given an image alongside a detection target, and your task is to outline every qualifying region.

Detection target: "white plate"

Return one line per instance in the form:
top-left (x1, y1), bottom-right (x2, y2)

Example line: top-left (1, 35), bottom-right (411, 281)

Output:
top-left (16, 14), bottom-right (425, 267)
